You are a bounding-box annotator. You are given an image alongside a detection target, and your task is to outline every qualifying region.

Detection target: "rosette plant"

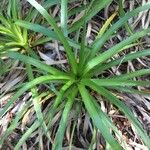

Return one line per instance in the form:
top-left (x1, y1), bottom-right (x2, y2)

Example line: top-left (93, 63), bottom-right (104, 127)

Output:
top-left (0, 0), bottom-right (66, 53)
top-left (0, 0), bottom-right (150, 149)
top-left (0, 0), bottom-right (29, 54)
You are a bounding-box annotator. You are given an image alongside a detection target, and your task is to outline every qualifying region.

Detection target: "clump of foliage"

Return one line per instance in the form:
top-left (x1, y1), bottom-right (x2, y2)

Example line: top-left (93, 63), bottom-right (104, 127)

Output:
top-left (0, 0), bottom-right (150, 149)
top-left (0, 0), bottom-right (28, 53)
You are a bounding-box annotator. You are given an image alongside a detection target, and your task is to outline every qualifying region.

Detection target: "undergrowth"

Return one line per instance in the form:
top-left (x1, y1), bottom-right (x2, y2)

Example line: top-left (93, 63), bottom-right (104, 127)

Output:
top-left (0, 0), bottom-right (150, 149)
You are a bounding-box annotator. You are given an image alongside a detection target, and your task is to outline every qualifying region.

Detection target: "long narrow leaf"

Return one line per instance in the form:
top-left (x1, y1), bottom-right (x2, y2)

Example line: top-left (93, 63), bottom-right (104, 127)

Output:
top-left (89, 49), bottom-right (150, 76)
top-left (47, 81), bottom-right (74, 129)
top-left (15, 20), bottom-right (80, 49)
top-left (118, 0), bottom-right (133, 35)
top-left (15, 20), bottom-right (91, 50)
top-left (10, 0), bottom-right (18, 20)
top-left (61, 0), bottom-right (68, 36)
top-left (25, 0), bottom-right (78, 21)
top-left (26, 0), bottom-right (77, 74)
top-left (78, 84), bottom-right (121, 149)
top-left (7, 51), bottom-right (68, 76)
top-left (82, 79), bottom-right (150, 87)
top-left (0, 75), bottom-right (70, 117)
top-left (15, 20), bottom-right (58, 40)
top-left (91, 95), bottom-right (128, 149)
top-left (26, 63), bottom-right (50, 140)
top-left (111, 87), bottom-right (150, 96)
top-left (53, 88), bottom-right (77, 149)
top-left (84, 28), bottom-right (150, 74)
top-left (90, 4), bottom-right (150, 57)
top-left (14, 121), bottom-right (40, 150)
top-left (85, 81), bottom-right (150, 148)
top-left (113, 69), bottom-right (150, 80)
top-left (69, 0), bottom-right (112, 32)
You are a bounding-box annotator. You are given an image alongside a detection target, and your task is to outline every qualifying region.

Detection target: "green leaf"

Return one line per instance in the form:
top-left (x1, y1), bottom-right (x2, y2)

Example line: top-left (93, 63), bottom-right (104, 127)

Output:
top-left (89, 49), bottom-right (150, 76)
top-left (0, 101), bottom-right (31, 145)
top-left (90, 4), bottom-right (150, 57)
top-left (53, 88), bottom-right (77, 150)
top-left (84, 28), bottom-right (150, 74)
top-left (15, 20), bottom-right (81, 49)
top-left (25, 0), bottom-right (60, 21)
top-left (0, 75), bottom-right (70, 117)
top-left (78, 84), bottom-right (122, 150)
top-left (10, 0), bottom-right (18, 20)
top-left (6, 51), bottom-right (68, 76)
top-left (61, 0), bottom-right (68, 36)
top-left (46, 81), bottom-right (74, 129)
top-left (113, 69), bottom-right (150, 80)
top-left (78, 22), bottom-right (88, 75)
top-left (69, 0), bottom-right (112, 32)
top-left (90, 96), bottom-right (128, 149)
top-left (85, 81), bottom-right (150, 148)
top-left (111, 87), bottom-right (150, 96)
top-left (26, 0), bottom-right (77, 74)
top-left (26, 63), bottom-right (50, 140)
top-left (0, 14), bottom-right (11, 27)
top-left (82, 79), bottom-right (150, 87)
top-left (118, 0), bottom-right (133, 35)
top-left (25, 0), bottom-right (79, 22)
top-left (15, 20), bottom-right (58, 40)
top-left (14, 121), bottom-right (40, 150)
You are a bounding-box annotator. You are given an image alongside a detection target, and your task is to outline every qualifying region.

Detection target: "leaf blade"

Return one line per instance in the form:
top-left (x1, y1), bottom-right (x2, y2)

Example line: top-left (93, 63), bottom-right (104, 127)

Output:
top-left (84, 28), bottom-right (150, 74)
top-left (26, 0), bottom-right (77, 74)
top-left (84, 81), bottom-right (150, 148)
top-left (78, 84), bottom-right (121, 149)
top-left (53, 88), bottom-right (77, 150)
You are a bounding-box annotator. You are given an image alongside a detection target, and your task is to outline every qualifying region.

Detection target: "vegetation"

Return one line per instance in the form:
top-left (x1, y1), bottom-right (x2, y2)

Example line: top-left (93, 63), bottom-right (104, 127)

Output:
top-left (0, 0), bottom-right (150, 149)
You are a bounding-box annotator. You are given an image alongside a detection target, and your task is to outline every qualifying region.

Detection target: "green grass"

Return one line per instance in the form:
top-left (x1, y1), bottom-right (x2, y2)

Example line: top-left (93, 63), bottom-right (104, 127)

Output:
top-left (0, 0), bottom-right (150, 149)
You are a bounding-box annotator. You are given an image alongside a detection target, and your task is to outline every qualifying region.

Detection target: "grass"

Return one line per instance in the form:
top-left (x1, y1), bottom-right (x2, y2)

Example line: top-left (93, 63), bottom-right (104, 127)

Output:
top-left (0, 0), bottom-right (150, 149)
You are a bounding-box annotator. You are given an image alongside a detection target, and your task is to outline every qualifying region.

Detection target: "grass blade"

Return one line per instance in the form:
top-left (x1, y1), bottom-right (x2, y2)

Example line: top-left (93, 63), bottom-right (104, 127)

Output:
top-left (10, 0), bottom-right (18, 20)
top-left (90, 96), bottom-right (128, 149)
top-left (15, 20), bottom-right (58, 40)
top-left (47, 81), bottom-right (74, 129)
top-left (111, 87), bottom-right (150, 96)
top-left (118, 0), bottom-right (133, 35)
top-left (0, 75), bottom-right (70, 117)
top-left (84, 28), bottom-right (150, 74)
top-left (15, 20), bottom-right (81, 49)
top-left (25, 0), bottom-right (80, 22)
top-left (53, 88), bottom-right (77, 149)
top-left (90, 4), bottom-right (150, 57)
top-left (15, 21), bottom-right (81, 49)
top-left (82, 79), bottom-right (150, 87)
top-left (14, 121), bottom-right (40, 150)
top-left (69, 0), bottom-right (112, 32)
top-left (26, 0), bottom-right (77, 74)
top-left (78, 22), bottom-right (88, 75)
top-left (89, 49), bottom-right (150, 76)
top-left (26, 63), bottom-right (50, 140)
top-left (61, 0), bottom-right (68, 36)
top-left (78, 84), bottom-right (121, 150)
top-left (25, 0), bottom-right (60, 21)
top-left (113, 69), bottom-right (150, 80)
top-left (0, 14), bottom-right (11, 27)
top-left (85, 81), bottom-right (150, 148)
top-left (6, 51), bottom-right (68, 76)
